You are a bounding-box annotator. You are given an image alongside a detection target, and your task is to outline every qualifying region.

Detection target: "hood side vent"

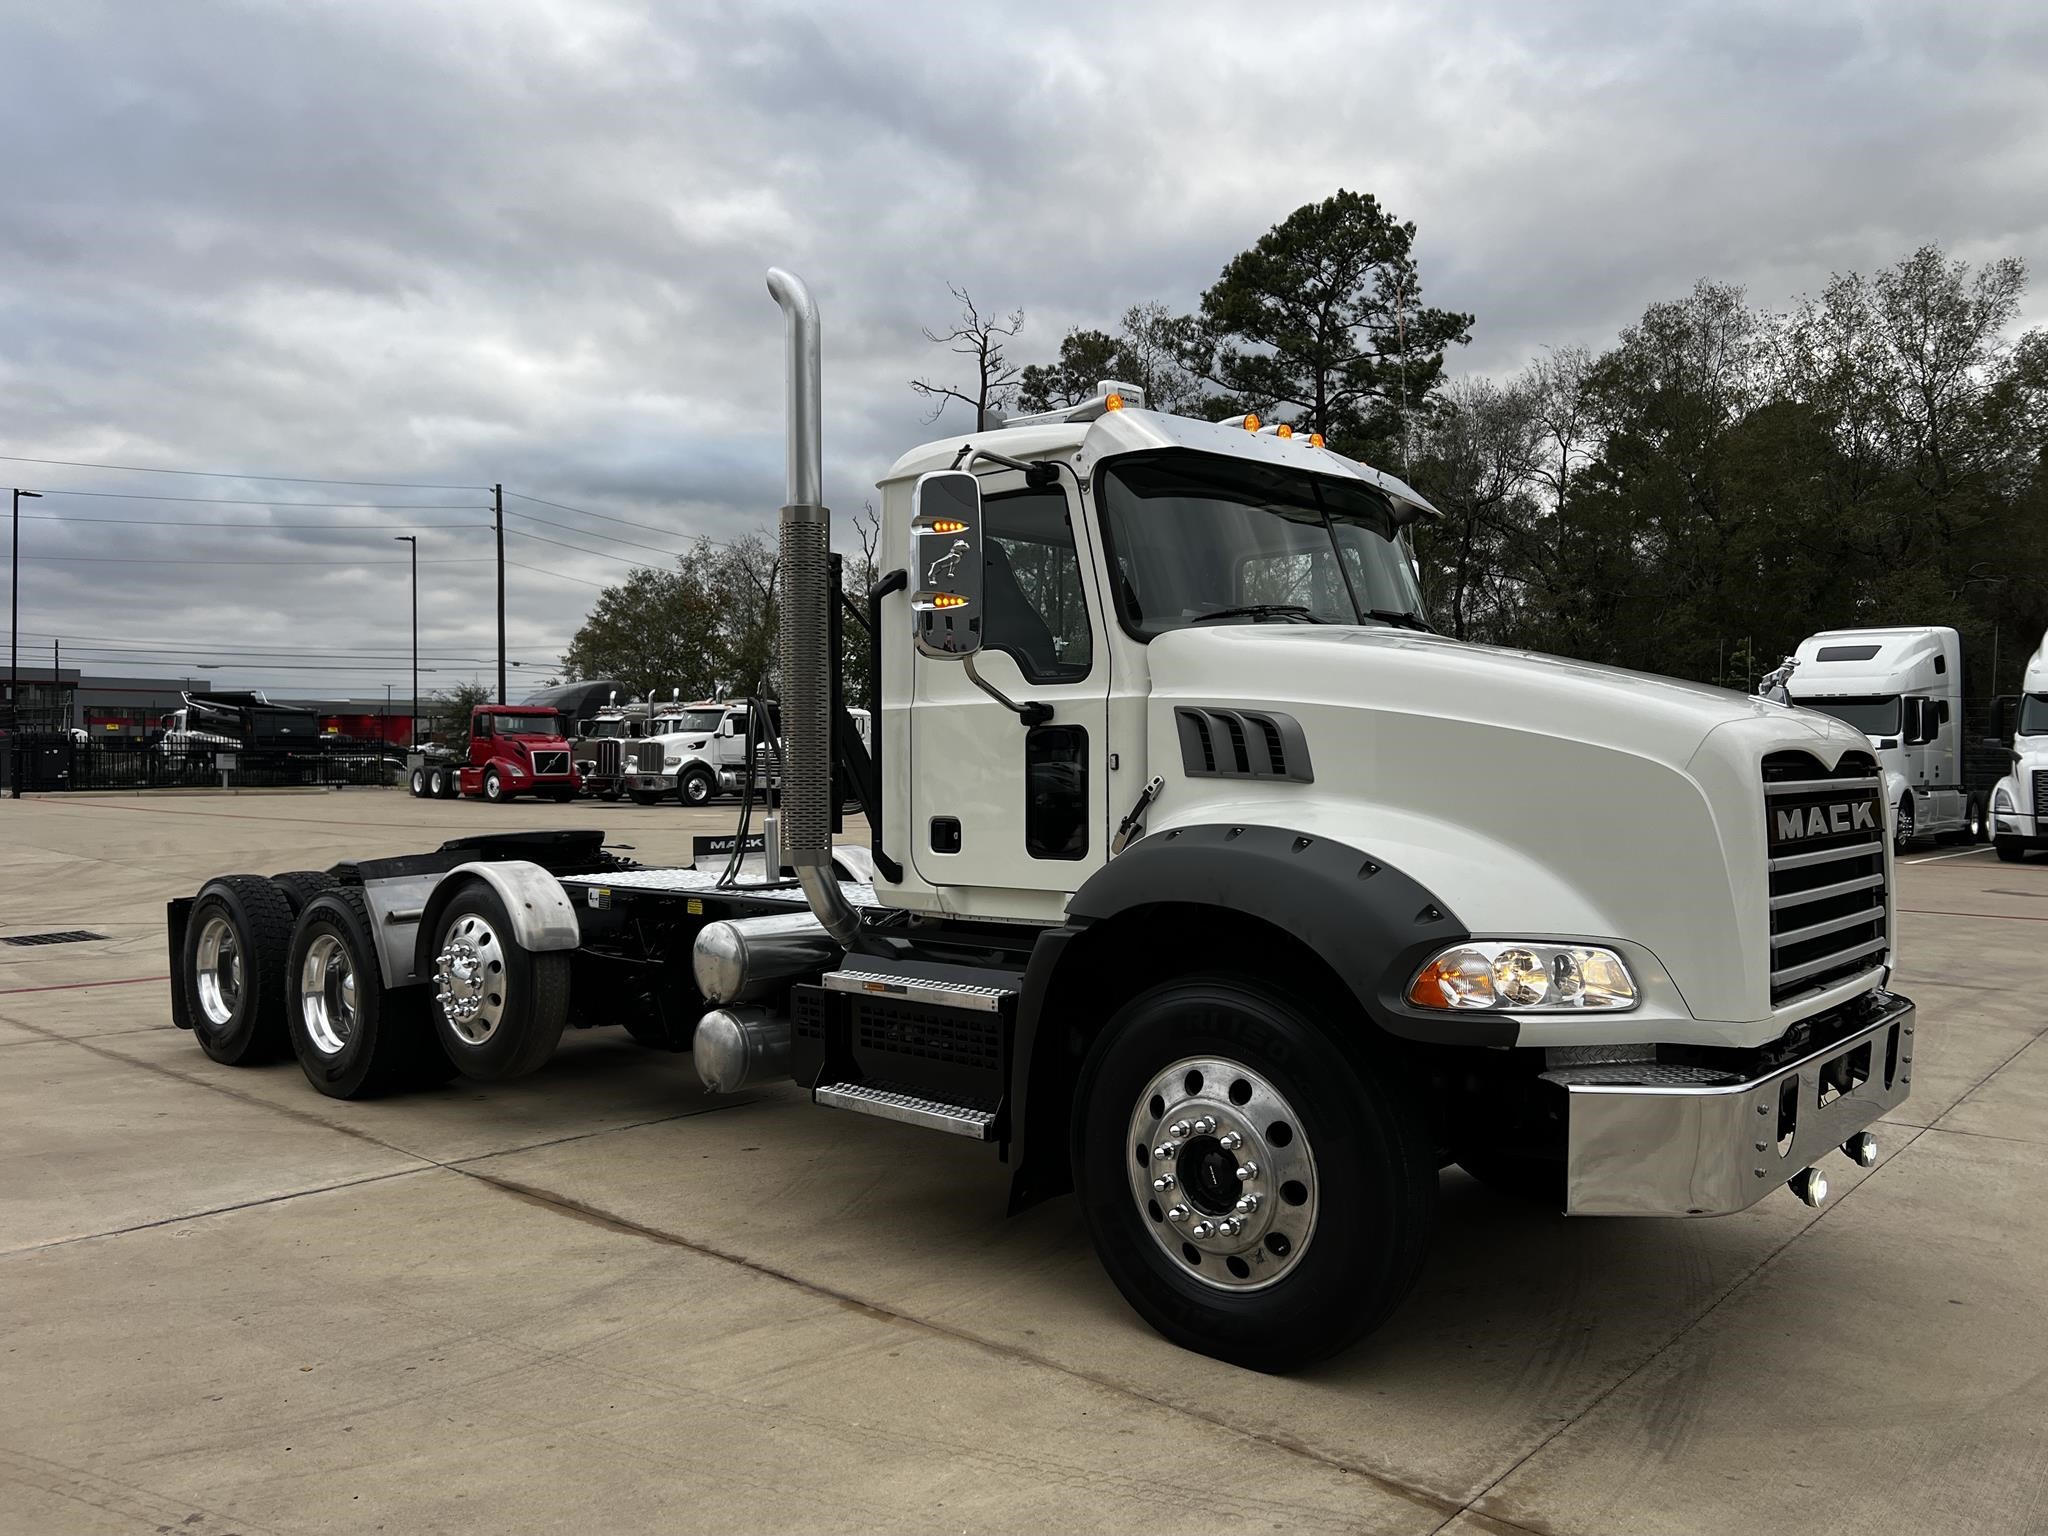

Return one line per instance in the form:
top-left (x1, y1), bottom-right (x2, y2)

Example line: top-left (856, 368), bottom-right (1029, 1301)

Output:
top-left (1175, 708), bottom-right (1313, 784)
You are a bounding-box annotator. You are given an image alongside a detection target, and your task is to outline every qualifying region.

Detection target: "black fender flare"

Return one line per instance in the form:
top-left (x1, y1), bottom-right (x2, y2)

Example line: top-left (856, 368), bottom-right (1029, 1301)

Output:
top-left (1004, 823), bottom-right (1499, 1211)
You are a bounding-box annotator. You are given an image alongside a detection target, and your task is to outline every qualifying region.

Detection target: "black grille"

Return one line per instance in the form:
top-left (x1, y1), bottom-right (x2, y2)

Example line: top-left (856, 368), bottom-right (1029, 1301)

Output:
top-left (530, 749), bottom-right (569, 776)
top-left (792, 986), bottom-right (826, 1040)
top-left (1174, 708), bottom-right (1313, 783)
top-left (1764, 751), bottom-right (1888, 1006)
top-left (854, 998), bottom-right (1001, 1070)
top-left (2, 930), bottom-right (108, 947)
top-left (2034, 770), bottom-right (2048, 822)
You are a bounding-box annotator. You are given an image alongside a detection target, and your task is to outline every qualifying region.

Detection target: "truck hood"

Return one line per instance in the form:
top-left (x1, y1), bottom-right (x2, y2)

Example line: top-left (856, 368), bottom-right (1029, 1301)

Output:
top-left (1144, 625), bottom-right (1879, 1031)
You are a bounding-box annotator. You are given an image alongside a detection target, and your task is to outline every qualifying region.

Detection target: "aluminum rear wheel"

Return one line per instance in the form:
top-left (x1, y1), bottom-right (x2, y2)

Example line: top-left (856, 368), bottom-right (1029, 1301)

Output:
top-left (434, 911), bottom-right (507, 1047)
top-left (1125, 1055), bottom-right (1320, 1292)
top-left (298, 933), bottom-right (359, 1056)
top-left (193, 914), bottom-right (243, 1028)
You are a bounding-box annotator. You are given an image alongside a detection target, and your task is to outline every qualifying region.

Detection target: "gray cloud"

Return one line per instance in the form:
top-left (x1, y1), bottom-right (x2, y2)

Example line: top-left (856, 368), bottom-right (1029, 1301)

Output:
top-left (4, 0), bottom-right (2046, 695)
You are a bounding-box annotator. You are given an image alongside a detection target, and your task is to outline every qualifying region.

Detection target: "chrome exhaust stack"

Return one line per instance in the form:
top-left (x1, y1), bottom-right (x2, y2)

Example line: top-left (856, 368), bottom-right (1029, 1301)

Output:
top-left (766, 267), bottom-right (861, 950)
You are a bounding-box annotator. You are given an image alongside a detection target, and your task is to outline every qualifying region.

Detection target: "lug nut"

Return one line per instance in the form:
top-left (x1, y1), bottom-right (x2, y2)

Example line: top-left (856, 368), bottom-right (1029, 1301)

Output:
top-left (1788, 1167), bottom-right (1829, 1208)
top-left (1191, 1220), bottom-right (1217, 1239)
top-left (1217, 1130), bottom-right (1243, 1151)
top-left (1152, 1174), bottom-right (1176, 1192)
top-left (1842, 1132), bottom-right (1878, 1168)
top-left (1235, 1162), bottom-right (1259, 1181)
top-left (1216, 1217), bottom-right (1242, 1238)
top-left (1191, 1116), bottom-right (1218, 1135)
top-left (1168, 1120), bottom-right (1192, 1138)
top-left (1153, 1141), bottom-right (1180, 1161)
top-left (1234, 1193), bottom-right (1261, 1215)
top-left (1166, 1204), bottom-right (1191, 1224)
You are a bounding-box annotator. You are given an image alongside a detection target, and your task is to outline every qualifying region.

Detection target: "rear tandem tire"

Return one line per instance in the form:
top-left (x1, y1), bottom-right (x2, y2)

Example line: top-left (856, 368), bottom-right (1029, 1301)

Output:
top-left (285, 888), bottom-right (446, 1099)
top-left (409, 768), bottom-right (426, 798)
top-left (423, 880), bottom-right (570, 1080)
top-left (181, 875), bottom-right (296, 1066)
top-left (1071, 975), bottom-right (1436, 1373)
top-left (271, 869), bottom-right (339, 917)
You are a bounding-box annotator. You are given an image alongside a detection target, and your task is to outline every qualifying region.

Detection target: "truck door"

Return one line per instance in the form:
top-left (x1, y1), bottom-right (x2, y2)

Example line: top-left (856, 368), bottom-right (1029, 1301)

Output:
top-left (908, 474), bottom-right (1111, 900)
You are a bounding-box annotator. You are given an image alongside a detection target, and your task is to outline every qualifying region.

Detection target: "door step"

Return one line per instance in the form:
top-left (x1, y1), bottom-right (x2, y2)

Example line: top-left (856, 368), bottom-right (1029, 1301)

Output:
top-left (814, 1081), bottom-right (998, 1140)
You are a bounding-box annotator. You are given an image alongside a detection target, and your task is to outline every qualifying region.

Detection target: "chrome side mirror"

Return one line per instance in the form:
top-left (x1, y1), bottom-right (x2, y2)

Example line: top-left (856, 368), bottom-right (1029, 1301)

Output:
top-left (911, 470), bottom-right (984, 659)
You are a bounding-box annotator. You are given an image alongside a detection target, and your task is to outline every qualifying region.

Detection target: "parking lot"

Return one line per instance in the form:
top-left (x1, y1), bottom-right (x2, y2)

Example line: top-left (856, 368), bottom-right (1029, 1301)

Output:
top-left (2, 787), bottom-right (2045, 1535)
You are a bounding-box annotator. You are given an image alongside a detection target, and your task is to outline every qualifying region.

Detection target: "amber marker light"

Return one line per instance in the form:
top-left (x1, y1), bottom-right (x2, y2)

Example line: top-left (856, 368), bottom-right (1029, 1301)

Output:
top-left (931, 593), bottom-right (968, 609)
top-left (928, 519), bottom-right (968, 535)
top-left (1105, 392), bottom-right (1125, 410)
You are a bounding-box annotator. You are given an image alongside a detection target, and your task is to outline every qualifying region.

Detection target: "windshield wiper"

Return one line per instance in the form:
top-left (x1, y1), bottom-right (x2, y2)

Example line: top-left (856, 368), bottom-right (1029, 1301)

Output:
top-left (1188, 604), bottom-right (1329, 625)
top-left (1363, 608), bottom-right (1434, 633)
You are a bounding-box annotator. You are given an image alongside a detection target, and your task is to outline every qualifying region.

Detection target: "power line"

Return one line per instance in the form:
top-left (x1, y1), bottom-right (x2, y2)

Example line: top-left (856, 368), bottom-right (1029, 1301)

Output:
top-left (504, 487), bottom-right (756, 551)
top-left (504, 526), bottom-right (664, 569)
top-left (20, 514), bottom-right (495, 532)
top-left (16, 555), bottom-right (493, 566)
top-left (25, 489), bottom-right (489, 508)
top-left (500, 506), bottom-right (691, 559)
top-left (0, 453), bottom-right (485, 491)
top-left (506, 558), bottom-right (612, 590)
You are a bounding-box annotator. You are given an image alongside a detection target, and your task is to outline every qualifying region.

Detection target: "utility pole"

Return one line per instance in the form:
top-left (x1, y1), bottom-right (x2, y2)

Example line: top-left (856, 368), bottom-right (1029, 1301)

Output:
top-left (52, 637), bottom-right (59, 732)
top-left (9, 488), bottom-right (42, 751)
top-left (394, 534), bottom-right (418, 746)
top-left (494, 483), bottom-right (506, 704)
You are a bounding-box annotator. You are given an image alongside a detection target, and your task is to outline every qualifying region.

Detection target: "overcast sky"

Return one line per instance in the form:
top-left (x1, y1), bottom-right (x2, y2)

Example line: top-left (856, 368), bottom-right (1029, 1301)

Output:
top-left (4, 0), bottom-right (2046, 705)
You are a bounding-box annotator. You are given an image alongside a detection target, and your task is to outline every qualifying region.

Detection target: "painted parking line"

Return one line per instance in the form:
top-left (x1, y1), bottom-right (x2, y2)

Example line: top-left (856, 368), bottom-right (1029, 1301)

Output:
top-left (1902, 846), bottom-right (1997, 865)
top-left (0, 974), bottom-right (169, 996)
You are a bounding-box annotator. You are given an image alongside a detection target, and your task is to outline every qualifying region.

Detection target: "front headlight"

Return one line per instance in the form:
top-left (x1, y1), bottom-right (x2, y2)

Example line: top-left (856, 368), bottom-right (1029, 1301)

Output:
top-left (1408, 941), bottom-right (1637, 1012)
top-left (1994, 787), bottom-right (2015, 813)
top-left (664, 752), bottom-right (682, 766)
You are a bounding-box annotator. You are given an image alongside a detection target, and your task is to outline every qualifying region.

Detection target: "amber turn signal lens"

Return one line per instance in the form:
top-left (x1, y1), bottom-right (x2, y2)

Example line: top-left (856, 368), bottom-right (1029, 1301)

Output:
top-left (928, 519), bottom-right (967, 535)
top-left (1105, 392), bottom-right (1125, 411)
top-left (931, 593), bottom-right (967, 610)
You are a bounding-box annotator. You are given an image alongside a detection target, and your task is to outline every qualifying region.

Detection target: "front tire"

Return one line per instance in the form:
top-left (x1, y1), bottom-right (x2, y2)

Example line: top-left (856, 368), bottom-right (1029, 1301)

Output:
top-left (1894, 795), bottom-right (1915, 852)
top-left (483, 767), bottom-right (507, 803)
top-left (181, 875), bottom-right (295, 1065)
top-left (286, 888), bottom-right (444, 1098)
top-left (680, 767), bottom-right (715, 807)
top-left (1997, 836), bottom-right (2027, 863)
top-left (630, 790), bottom-right (666, 807)
top-left (426, 881), bottom-right (569, 1080)
top-left (1072, 976), bottom-right (1435, 1373)
top-left (1966, 796), bottom-right (1987, 843)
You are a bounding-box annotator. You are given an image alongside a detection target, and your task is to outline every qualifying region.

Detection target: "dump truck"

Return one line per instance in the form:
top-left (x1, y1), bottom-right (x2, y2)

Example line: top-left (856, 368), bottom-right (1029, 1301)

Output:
top-left (166, 269), bottom-right (1915, 1371)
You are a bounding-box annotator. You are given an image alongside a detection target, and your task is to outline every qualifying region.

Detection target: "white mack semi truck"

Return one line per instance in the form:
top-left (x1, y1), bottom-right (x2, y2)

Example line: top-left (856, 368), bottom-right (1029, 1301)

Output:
top-left (164, 270), bottom-right (1915, 1371)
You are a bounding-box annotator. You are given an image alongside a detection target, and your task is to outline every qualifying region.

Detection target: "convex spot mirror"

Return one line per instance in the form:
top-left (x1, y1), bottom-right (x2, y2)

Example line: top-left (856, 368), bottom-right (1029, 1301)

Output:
top-left (911, 470), bottom-right (984, 659)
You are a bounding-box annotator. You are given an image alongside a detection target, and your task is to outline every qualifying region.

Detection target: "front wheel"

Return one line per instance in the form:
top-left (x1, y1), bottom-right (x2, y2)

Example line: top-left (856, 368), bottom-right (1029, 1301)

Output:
top-left (1997, 836), bottom-right (2027, 863)
top-left (483, 767), bottom-right (507, 803)
top-left (1967, 796), bottom-right (1987, 843)
top-left (679, 767), bottom-right (715, 807)
top-left (1072, 977), bottom-right (1435, 1373)
top-left (1893, 795), bottom-right (1915, 852)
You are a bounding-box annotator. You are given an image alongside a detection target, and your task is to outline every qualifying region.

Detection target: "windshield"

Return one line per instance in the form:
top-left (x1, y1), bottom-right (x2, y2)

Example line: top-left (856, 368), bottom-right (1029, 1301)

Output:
top-left (488, 712), bottom-right (561, 736)
top-left (1098, 451), bottom-right (1426, 639)
top-left (1798, 695), bottom-right (1900, 736)
top-left (652, 709), bottom-right (724, 735)
top-left (2019, 693), bottom-right (2048, 736)
top-left (588, 718), bottom-right (631, 738)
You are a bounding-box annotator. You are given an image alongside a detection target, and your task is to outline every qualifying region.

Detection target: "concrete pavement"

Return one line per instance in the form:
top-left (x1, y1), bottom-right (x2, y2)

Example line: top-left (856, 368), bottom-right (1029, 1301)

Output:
top-left (3, 788), bottom-right (2045, 1534)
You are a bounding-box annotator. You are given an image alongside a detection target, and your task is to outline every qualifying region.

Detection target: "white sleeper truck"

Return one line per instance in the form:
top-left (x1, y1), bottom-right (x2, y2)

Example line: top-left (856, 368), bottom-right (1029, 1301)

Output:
top-left (1784, 626), bottom-right (1994, 849)
top-left (165, 270), bottom-right (1915, 1371)
top-left (1991, 629), bottom-right (2048, 862)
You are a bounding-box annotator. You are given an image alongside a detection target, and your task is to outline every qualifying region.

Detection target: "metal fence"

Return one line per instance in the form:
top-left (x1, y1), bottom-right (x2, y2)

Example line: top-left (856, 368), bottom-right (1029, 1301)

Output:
top-left (3, 731), bottom-right (404, 794)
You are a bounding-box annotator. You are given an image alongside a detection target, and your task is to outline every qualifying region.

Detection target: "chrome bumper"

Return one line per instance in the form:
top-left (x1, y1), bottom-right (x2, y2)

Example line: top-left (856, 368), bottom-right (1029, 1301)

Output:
top-left (1554, 991), bottom-right (1914, 1216)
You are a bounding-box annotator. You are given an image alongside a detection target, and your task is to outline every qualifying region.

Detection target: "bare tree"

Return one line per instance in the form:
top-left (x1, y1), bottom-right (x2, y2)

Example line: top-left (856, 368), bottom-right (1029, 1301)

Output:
top-left (911, 284), bottom-right (1025, 429)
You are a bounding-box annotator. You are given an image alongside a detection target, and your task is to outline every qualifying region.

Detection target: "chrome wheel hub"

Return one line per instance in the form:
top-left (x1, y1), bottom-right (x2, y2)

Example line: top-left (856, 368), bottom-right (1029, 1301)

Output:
top-left (298, 933), bottom-right (358, 1056)
top-left (434, 913), bottom-right (506, 1046)
top-left (194, 914), bottom-right (242, 1027)
top-left (1126, 1055), bottom-right (1319, 1291)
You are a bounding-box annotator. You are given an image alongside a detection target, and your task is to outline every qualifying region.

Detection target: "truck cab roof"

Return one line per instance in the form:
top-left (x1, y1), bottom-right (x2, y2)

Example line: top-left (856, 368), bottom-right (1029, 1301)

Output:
top-left (881, 402), bottom-right (1442, 522)
top-left (1788, 626), bottom-right (1959, 696)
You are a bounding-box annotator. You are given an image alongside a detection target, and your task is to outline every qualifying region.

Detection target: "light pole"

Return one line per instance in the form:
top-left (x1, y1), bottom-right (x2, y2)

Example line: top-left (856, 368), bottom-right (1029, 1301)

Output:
top-left (10, 488), bottom-right (42, 738)
top-left (393, 535), bottom-right (418, 746)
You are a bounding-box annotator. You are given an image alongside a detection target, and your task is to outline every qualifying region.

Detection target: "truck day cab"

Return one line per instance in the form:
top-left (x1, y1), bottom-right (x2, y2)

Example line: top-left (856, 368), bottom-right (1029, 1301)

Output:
top-left (406, 704), bottom-right (580, 802)
top-left (165, 270), bottom-right (1914, 1371)
top-left (1991, 630), bottom-right (2048, 862)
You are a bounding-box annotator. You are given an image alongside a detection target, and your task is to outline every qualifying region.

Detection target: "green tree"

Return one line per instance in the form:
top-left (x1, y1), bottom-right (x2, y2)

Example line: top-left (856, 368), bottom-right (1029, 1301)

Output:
top-left (428, 679), bottom-right (493, 746)
top-left (1017, 303), bottom-right (1208, 415)
top-left (1196, 189), bottom-right (1472, 462)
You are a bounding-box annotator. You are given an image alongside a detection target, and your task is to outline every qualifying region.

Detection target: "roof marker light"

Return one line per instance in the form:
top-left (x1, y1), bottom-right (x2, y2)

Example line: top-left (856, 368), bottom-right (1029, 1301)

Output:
top-left (1105, 392), bottom-right (1125, 411)
top-left (1308, 432), bottom-right (1325, 448)
top-left (1243, 413), bottom-right (1261, 432)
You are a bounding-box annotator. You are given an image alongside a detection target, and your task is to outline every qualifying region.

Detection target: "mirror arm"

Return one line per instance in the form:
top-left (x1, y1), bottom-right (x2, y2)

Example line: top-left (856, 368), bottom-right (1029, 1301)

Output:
top-left (963, 655), bottom-right (1053, 727)
top-left (949, 445), bottom-right (1060, 488)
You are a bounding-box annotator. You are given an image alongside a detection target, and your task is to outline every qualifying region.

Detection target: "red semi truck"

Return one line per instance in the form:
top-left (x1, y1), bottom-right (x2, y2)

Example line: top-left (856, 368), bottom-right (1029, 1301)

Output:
top-left (406, 705), bottom-right (581, 802)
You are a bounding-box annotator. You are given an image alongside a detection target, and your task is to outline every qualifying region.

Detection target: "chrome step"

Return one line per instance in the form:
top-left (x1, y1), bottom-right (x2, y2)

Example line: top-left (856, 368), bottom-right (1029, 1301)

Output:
top-left (814, 1082), bottom-right (997, 1140)
top-left (822, 968), bottom-right (1016, 1013)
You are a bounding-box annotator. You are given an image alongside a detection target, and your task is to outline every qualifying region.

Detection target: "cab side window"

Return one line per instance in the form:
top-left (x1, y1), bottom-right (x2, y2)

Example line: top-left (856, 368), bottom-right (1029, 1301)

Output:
top-left (983, 488), bottom-right (1093, 683)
